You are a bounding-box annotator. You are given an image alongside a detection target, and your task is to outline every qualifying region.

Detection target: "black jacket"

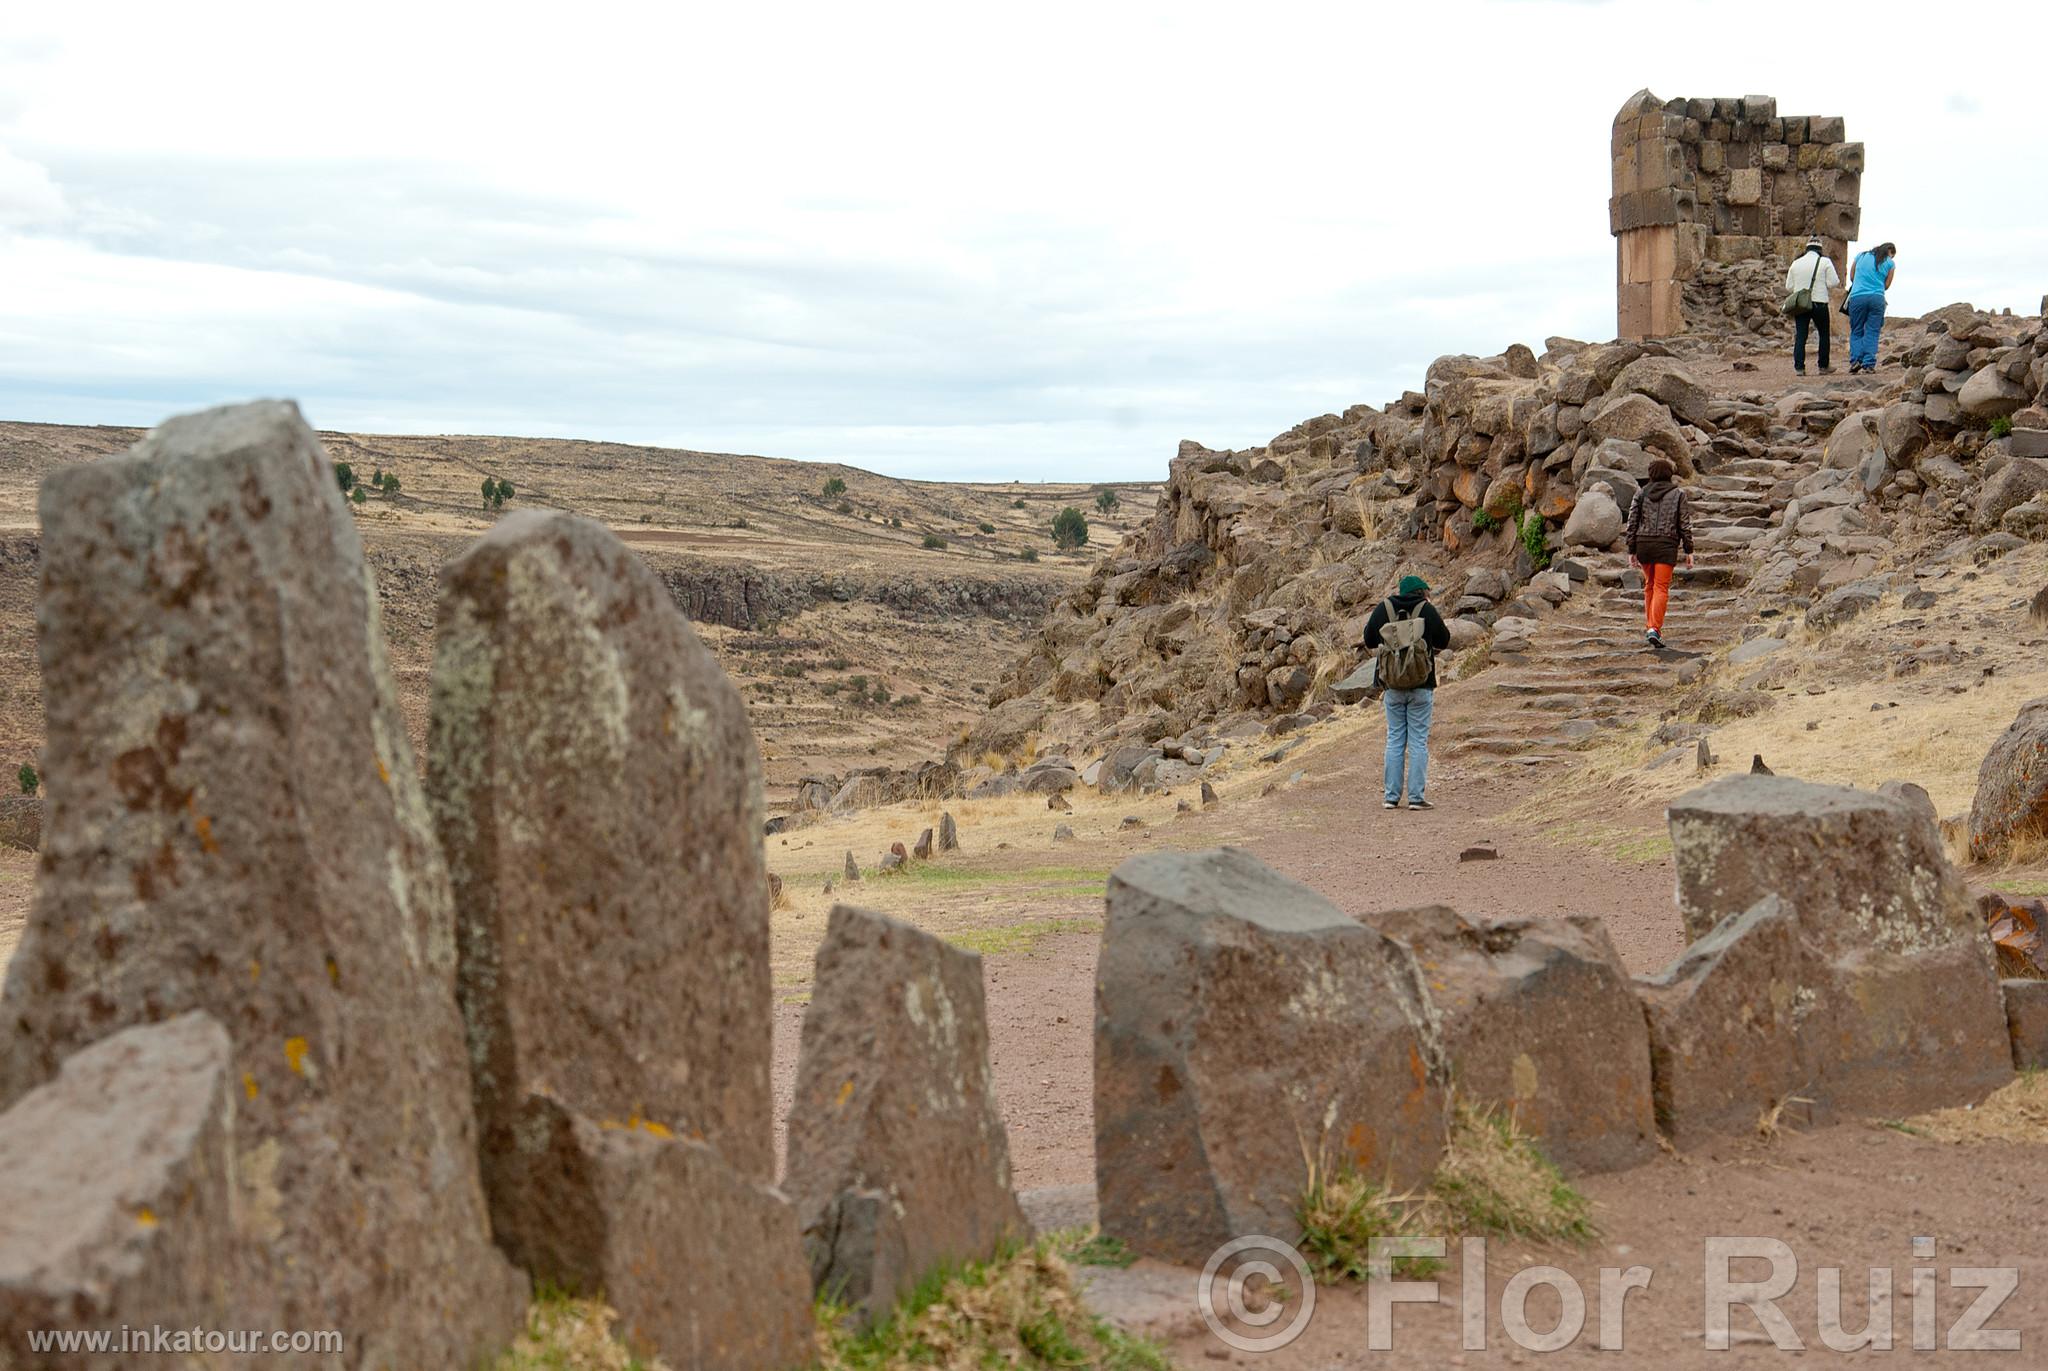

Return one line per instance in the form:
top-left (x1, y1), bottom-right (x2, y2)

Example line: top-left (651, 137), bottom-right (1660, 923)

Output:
top-left (1363, 592), bottom-right (1452, 690)
top-left (1627, 478), bottom-right (1693, 564)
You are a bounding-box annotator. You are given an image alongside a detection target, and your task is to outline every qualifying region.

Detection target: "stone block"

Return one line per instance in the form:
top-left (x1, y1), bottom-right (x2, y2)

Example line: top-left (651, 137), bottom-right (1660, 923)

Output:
top-left (787, 905), bottom-right (1029, 1321)
top-left (1726, 167), bottom-right (1763, 206)
top-left (0, 401), bottom-right (524, 1365)
top-left (2002, 979), bottom-right (2048, 1069)
top-left (1809, 114), bottom-right (1846, 144)
top-left (1094, 848), bottom-right (1446, 1265)
top-left (1968, 697), bottom-right (2048, 861)
top-left (1698, 140), bottom-right (1725, 174)
top-left (1372, 909), bottom-right (1658, 1173)
top-left (1761, 142), bottom-right (1790, 171)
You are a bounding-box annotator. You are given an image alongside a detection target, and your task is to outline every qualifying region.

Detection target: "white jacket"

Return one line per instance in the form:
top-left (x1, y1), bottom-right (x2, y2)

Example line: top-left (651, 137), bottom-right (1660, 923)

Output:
top-left (1784, 251), bottom-right (1840, 306)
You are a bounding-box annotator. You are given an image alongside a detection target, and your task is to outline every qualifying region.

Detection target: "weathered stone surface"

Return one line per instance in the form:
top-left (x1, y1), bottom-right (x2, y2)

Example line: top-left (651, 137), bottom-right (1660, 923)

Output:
top-left (1583, 393), bottom-right (1691, 468)
top-left (1562, 487), bottom-right (1624, 547)
top-left (787, 905), bottom-right (1028, 1321)
top-left (2002, 979), bottom-right (2048, 1069)
top-left (428, 509), bottom-right (774, 1189)
top-left (1095, 848), bottom-right (1445, 1265)
top-left (1605, 355), bottom-right (1715, 428)
top-left (1669, 776), bottom-right (1977, 951)
top-left (1804, 577), bottom-right (1884, 631)
top-left (495, 1094), bottom-right (813, 1370)
top-left (0, 401), bottom-right (523, 1364)
top-left (1331, 661), bottom-right (1377, 705)
top-left (1968, 697), bottom-right (2048, 863)
top-left (939, 810), bottom-right (960, 851)
top-left (1958, 365), bottom-right (2030, 419)
top-left (1666, 776), bottom-right (2012, 1118)
top-left (0, 1013), bottom-right (237, 1362)
top-left (1369, 908), bottom-right (1656, 1174)
top-left (1974, 458), bottom-right (2048, 531)
top-left (1636, 897), bottom-right (1807, 1147)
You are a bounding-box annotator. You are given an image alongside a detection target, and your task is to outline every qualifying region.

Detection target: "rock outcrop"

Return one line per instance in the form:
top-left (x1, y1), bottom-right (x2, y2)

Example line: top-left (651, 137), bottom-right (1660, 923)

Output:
top-left (786, 905), bottom-right (1029, 1321)
top-left (1968, 697), bottom-right (2048, 863)
top-left (0, 402), bottom-right (525, 1365)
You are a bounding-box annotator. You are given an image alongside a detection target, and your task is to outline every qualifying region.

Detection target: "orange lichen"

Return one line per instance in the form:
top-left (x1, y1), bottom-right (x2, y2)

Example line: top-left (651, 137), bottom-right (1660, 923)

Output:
top-left (283, 1036), bottom-right (309, 1076)
top-left (243, 1072), bottom-right (259, 1100)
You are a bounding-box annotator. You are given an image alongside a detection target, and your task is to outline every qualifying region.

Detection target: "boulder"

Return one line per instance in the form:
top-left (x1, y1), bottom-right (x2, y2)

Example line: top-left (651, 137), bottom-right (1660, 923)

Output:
top-left (787, 905), bottom-right (1029, 1321)
top-left (1877, 402), bottom-right (1929, 466)
top-left (1562, 487), bottom-right (1624, 548)
top-left (0, 402), bottom-right (524, 1364)
top-left (1095, 849), bottom-right (1445, 1265)
top-left (2003, 498), bottom-right (2048, 541)
top-left (493, 1095), bottom-right (814, 1370)
top-left (939, 811), bottom-right (960, 851)
top-left (1635, 897), bottom-right (1808, 1148)
top-left (1606, 355), bottom-right (1715, 428)
top-left (1331, 661), bottom-right (1378, 705)
top-left (1967, 697), bottom-right (2048, 863)
top-left (1583, 393), bottom-right (1692, 470)
top-left (1958, 366), bottom-right (2030, 419)
top-left (913, 827), bottom-right (935, 860)
top-left (1973, 459), bottom-right (2048, 531)
top-left (0, 1014), bottom-right (237, 1355)
top-left (1369, 908), bottom-right (1657, 1174)
top-left (428, 510), bottom-right (775, 1190)
top-left (1803, 577), bottom-right (1884, 631)
top-left (2002, 980), bottom-right (2048, 1070)
top-left (1665, 776), bottom-right (2012, 1119)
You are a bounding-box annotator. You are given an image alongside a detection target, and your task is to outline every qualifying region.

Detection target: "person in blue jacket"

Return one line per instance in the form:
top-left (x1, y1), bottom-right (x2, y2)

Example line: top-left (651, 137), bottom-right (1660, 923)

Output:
top-left (1844, 242), bottom-right (1896, 374)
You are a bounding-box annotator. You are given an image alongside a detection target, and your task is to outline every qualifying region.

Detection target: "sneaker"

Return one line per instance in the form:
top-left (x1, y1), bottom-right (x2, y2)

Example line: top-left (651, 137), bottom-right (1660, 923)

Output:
top-left (1646, 629), bottom-right (1665, 649)
top-left (1817, 366), bottom-right (1833, 374)
top-left (1409, 798), bottom-right (1434, 811)
top-left (1384, 799), bottom-right (1399, 810)
top-left (1792, 367), bottom-right (1805, 376)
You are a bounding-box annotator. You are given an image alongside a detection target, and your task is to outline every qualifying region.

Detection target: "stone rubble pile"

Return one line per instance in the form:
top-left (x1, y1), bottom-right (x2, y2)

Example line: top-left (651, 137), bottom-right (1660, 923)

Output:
top-left (0, 403), bottom-right (1030, 1369)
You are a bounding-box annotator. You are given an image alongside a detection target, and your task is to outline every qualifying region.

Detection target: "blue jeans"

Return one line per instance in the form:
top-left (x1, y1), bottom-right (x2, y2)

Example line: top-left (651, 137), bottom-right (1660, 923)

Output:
top-left (1847, 294), bottom-right (1886, 369)
top-left (1383, 687), bottom-right (1434, 803)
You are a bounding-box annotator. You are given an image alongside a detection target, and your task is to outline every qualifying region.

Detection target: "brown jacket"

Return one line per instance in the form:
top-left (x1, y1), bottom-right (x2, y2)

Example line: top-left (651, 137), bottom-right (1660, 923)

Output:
top-left (1627, 479), bottom-right (1692, 565)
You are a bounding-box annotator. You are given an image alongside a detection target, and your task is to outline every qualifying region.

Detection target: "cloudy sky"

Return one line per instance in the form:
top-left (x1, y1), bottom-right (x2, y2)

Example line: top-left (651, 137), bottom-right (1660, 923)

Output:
top-left (3, 1), bottom-right (2043, 481)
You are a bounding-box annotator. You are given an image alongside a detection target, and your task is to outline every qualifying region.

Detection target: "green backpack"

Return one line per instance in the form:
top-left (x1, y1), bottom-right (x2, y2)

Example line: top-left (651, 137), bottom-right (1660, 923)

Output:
top-left (1375, 599), bottom-right (1433, 690)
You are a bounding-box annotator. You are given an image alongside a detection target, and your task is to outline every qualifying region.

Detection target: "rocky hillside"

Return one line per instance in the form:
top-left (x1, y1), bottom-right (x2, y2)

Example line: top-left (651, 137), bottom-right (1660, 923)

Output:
top-left (958, 303), bottom-right (2048, 777)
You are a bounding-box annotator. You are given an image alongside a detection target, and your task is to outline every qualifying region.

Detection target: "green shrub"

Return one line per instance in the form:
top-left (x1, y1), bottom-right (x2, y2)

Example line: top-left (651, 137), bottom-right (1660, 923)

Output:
top-left (1012, 498), bottom-right (1027, 509)
top-left (1471, 509), bottom-right (1499, 534)
top-left (16, 763), bottom-right (36, 796)
top-left (481, 477), bottom-right (497, 506)
top-left (978, 521), bottom-right (995, 534)
top-left (496, 478), bottom-right (515, 502)
top-left (889, 516), bottom-right (902, 528)
top-left (922, 533), bottom-right (947, 550)
top-left (1990, 415), bottom-right (2014, 439)
top-left (1094, 487), bottom-right (1119, 513)
top-left (334, 462), bottom-right (355, 493)
top-left (382, 474), bottom-right (401, 496)
top-left (1051, 507), bottom-right (1089, 550)
top-left (350, 486), bottom-right (367, 505)
top-left (1519, 510), bottom-right (1552, 570)
top-left (823, 476), bottom-right (847, 497)
top-left (1019, 547), bottom-right (1039, 563)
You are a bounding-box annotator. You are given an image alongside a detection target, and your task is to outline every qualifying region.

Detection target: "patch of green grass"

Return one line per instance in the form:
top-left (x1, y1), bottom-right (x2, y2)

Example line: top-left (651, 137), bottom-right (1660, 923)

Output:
top-left (817, 1239), bottom-right (1170, 1371)
top-left (1297, 1168), bottom-right (1441, 1283)
top-left (1052, 1228), bottom-right (1138, 1269)
top-left (1991, 877), bottom-right (2048, 898)
top-left (1531, 817), bottom-right (1671, 866)
top-left (1428, 1104), bottom-right (1596, 1245)
top-left (1880, 1118), bottom-right (1932, 1138)
top-left (491, 1285), bottom-right (654, 1371)
top-left (893, 863), bottom-right (1110, 889)
top-left (946, 917), bottom-right (1101, 957)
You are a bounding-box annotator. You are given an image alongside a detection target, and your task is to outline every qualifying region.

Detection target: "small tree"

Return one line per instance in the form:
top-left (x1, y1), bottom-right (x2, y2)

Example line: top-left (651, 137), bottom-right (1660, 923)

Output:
top-left (496, 478), bottom-right (515, 503)
top-left (922, 533), bottom-right (947, 550)
top-left (1012, 498), bottom-right (1026, 509)
top-left (481, 477), bottom-right (498, 507)
top-left (334, 462), bottom-right (355, 493)
top-left (822, 476), bottom-right (847, 497)
top-left (1094, 487), bottom-right (1119, 513)
top-left (16, 763), bottom-right (37, 796)
top-left (372, 467), bottom-right (386, 488)
top-left (382, 474), bottom-right (401, 496)
top-left (350, 486), bottom-right (368, 506)
top-left (1051, 506), bottom-right (1089, 550)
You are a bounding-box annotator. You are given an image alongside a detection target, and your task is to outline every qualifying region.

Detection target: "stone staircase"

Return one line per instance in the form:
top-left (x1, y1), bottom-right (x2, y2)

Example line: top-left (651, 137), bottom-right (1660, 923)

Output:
top-left (1438, 446), bottom-right (1819, 765)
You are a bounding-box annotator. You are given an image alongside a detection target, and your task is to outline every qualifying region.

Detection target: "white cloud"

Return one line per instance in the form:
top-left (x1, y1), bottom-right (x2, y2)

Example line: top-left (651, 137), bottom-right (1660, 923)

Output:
top-left (1, 0), bottom-right (2045, 478)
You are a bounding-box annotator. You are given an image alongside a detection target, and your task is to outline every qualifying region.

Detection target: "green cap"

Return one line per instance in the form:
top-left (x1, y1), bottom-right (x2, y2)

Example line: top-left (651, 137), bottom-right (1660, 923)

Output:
top-left (1398, 574), bottom-right (1429, 595)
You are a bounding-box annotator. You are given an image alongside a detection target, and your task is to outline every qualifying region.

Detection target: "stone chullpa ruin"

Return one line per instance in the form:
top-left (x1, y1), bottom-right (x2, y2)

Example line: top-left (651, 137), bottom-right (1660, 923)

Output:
top-left (1612, 90), bottom-right (1862, 339)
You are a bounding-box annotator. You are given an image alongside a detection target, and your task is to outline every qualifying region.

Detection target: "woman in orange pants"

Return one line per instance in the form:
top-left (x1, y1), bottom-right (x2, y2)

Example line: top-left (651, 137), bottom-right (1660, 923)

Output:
top-left (1625, 459), bottom-right (1694, 649)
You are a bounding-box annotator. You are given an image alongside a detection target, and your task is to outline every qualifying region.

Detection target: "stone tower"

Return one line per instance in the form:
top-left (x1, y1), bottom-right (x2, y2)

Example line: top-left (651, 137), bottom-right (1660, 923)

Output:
top-left (1611, 90), bottom-right (1861, 339)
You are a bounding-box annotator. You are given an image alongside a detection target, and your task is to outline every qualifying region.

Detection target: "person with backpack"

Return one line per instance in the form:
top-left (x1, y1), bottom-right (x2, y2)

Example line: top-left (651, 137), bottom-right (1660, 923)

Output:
top-left (1784, 239), bottom-right (1840, 375)
top-left (1845, 241), bottom-right (1897, 374)
top-left (1626, 459), bottom-right (1694, 649)
top-left (1363, 574), bottom-right (1450, 811)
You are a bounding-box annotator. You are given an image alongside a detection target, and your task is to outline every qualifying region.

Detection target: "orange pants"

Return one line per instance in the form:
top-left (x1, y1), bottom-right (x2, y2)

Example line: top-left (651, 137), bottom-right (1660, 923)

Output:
top-left (1643, 561), bottom-right (1674, 631)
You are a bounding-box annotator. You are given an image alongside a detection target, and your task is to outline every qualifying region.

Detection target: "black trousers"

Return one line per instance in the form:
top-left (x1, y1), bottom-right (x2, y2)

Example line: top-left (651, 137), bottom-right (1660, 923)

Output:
top-left (1794, 304), bottom-right (1830, 372)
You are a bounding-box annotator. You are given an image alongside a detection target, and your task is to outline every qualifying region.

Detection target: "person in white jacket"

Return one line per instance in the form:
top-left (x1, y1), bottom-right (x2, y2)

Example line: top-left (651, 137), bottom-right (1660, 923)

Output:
top-left (1785, 239), bottom-right (1841, 375)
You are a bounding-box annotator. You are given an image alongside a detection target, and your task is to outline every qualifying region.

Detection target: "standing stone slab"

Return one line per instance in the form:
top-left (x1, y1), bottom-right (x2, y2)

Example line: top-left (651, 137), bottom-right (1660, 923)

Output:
top-left (1665, 775), bottom-right (2012, 1120)
top-left (1095, 848), bottom-right (1446, 1266)
top-left (1636, 896), bottom-right (1811, 1147)
top-left (786, 904), bottom-right (1029, 1322)
top-left (0, 402), bottom-right (524, 1365)
top-left (0, 1013), bottom-right (236, 1368)
top-left (428, 510), bottom-right (773, 1182)
top-left (488, 1095), bottom-right (813, 1371)
top-left (2001, 979), bottom-right (2048, 1069)
top-left (1370, 908), bottom-right (1657, 1174)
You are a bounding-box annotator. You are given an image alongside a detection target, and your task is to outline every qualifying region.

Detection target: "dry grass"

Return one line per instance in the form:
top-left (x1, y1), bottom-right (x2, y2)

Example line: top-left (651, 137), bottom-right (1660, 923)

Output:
top-left (1906, 1070), bottom-right (2048, 1145)
top-left (492, 1290), bottom-right (661, 1371)
top-left (815, 1239), bottom-right (1169, 1371)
